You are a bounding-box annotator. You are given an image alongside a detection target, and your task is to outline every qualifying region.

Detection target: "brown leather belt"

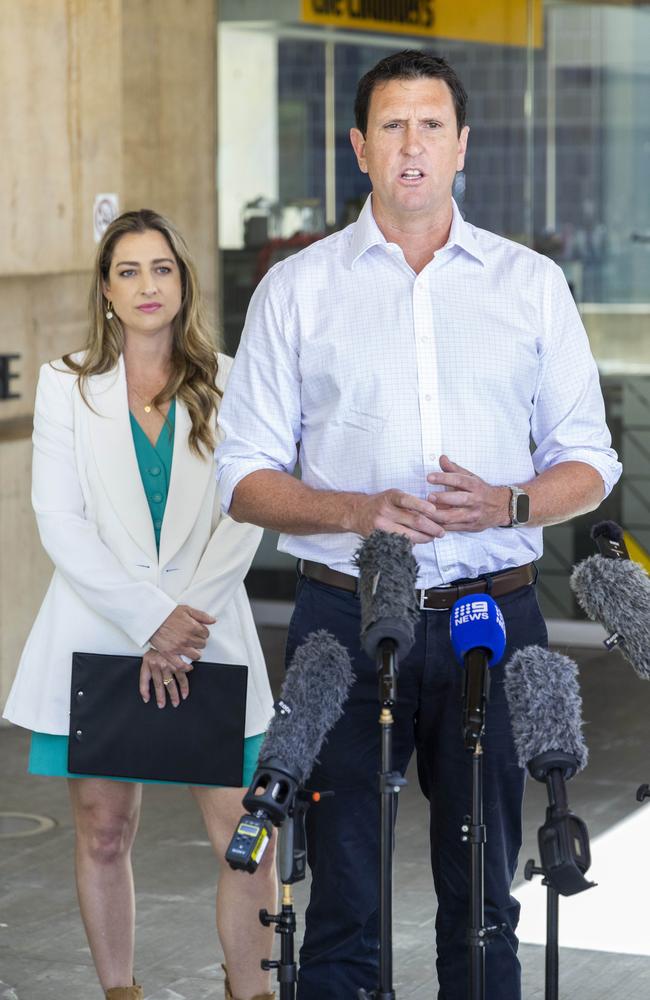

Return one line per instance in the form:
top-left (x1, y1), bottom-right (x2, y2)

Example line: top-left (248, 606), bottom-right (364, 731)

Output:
top-left (299, 559), bottom-right (535, 611)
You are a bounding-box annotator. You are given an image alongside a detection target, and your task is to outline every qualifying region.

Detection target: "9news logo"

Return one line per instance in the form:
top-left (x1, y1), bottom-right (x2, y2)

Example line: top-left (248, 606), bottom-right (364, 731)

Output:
top-left (453, 600), bottom-right (506, 634)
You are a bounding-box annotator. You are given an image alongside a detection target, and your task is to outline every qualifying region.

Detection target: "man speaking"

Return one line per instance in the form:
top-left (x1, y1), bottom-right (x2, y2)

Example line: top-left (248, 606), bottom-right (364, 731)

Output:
top-left (217, 51), bottom-right (621, 1000)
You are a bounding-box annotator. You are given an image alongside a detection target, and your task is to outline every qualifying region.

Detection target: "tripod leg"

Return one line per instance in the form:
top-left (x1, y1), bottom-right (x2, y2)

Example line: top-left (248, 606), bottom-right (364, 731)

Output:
top-left (468, 749), bottom-right (486, 1000)
top-left (260, 885), bottom-right (298, 1000)
top-left (545, 886), bottom-right (559, 1000)
top-left (379, 708), bottom-right (395, 998)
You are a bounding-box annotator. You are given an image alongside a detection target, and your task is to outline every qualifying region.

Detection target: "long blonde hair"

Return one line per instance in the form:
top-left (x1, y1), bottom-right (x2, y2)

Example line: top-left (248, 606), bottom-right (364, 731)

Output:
top-left (63, 209), bottom-right (220, 457)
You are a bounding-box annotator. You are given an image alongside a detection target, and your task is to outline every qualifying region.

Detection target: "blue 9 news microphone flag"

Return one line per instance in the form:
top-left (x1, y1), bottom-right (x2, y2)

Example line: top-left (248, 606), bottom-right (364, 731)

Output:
top-left (450, 593), bottom-right (506, 747)
top-left (450, 593), bottom-right (507, 667)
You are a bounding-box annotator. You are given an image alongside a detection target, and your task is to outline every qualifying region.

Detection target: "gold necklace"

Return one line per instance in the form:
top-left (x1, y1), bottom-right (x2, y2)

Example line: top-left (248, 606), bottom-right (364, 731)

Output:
top-left (130, 383), bottom-right (159, 414)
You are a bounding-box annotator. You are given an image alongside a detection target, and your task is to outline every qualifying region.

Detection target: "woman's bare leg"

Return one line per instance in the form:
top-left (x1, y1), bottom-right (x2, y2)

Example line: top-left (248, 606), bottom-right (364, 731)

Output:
top-left (191, 786), bottom-right (277, 999)
top-left (68, 778), bottom-right (142, 990)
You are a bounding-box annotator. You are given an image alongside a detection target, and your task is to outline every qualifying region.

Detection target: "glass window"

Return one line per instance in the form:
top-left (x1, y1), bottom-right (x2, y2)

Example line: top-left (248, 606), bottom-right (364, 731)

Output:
top-left (217, 2), bottom-right (650, 616)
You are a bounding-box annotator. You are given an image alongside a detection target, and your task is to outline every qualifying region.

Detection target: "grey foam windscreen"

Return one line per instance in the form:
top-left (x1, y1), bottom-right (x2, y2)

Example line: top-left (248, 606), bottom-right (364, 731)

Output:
top-left (258, 630), bottom-right (355, 784)
top-left (570, 555), bottom-right (650, 681)
top-left (355, 529), bottom-right (419, 658)
top-left (504, 645), bottom-right (588, 771)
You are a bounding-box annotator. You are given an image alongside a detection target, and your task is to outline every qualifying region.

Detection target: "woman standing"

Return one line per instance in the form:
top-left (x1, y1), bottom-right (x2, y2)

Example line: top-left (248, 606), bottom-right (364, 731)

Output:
top-left (3, 210), bottom-right (276, 1000)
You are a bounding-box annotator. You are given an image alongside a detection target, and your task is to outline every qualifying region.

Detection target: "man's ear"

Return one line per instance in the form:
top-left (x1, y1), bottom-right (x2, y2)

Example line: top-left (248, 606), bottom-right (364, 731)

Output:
top-left (349, 127), bottom-right (368, 174)
top-left (456, 125), bottom-right (470, 172)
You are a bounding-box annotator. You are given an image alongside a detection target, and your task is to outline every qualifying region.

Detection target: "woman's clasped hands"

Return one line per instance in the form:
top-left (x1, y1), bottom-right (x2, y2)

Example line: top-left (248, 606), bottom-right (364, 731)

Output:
top-left (142, 604), bottom-right (216, 708)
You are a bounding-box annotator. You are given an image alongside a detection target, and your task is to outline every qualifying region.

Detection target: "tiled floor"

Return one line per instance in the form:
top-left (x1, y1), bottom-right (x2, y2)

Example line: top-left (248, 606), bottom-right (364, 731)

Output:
top-left (1, 630), bottom-right (649, 999)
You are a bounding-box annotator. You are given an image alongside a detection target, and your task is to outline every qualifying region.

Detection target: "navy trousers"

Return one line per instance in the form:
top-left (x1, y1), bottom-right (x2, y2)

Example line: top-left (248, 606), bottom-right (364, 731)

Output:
top-left (286, 574), bottom-right (548, 1000)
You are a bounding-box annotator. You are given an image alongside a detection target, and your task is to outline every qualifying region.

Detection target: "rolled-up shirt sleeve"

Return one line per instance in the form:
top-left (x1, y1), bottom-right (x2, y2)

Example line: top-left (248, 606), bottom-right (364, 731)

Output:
top-left (216, 267), bottom-right (302, 513)
top-left (530, 262), bottom-right (622, 497)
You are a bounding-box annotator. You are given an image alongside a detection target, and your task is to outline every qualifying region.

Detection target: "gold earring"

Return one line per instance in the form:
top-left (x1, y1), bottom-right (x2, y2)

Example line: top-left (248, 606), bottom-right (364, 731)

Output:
top-left (105, 300), bottom-right (114, 320)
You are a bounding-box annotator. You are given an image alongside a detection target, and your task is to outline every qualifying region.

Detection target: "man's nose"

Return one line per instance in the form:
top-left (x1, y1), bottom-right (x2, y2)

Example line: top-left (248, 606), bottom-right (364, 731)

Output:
top-left (402, 124), bottom-right (424, 156)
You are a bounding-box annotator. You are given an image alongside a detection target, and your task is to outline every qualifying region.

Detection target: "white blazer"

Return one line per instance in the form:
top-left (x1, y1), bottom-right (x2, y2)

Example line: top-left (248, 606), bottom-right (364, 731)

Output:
top-left (3, 352), bottom-right (273, 738)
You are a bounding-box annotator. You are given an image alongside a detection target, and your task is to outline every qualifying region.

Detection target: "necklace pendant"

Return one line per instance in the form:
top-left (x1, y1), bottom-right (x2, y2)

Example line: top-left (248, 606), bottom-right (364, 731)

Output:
top-left (144, 405), bottom-right (152, 413)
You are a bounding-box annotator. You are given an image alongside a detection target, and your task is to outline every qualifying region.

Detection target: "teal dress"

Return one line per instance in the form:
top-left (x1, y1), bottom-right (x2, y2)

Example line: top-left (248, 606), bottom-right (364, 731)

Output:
top-left (29, 400), bottom-right (263, 786)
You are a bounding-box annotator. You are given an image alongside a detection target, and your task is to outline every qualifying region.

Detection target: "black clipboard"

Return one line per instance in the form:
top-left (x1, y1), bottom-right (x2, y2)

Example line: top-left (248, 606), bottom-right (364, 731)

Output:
top-left (68, 652), bottom-right (247, 786)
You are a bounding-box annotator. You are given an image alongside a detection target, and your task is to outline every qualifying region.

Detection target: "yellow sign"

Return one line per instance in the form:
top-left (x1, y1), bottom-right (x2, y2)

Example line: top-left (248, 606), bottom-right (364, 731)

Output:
top-left (625, 531), bottom-right (650, 576)
top-left (301, 1), bottom-right (542, 49)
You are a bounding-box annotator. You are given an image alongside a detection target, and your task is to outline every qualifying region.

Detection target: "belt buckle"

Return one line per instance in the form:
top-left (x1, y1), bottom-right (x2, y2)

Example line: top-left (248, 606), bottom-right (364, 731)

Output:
top-left (418, 588), bottom-right (445, 612)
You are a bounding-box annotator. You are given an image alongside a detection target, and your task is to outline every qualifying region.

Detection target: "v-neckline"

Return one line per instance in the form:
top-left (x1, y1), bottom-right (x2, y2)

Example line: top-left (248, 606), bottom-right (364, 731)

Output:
top-left (129, 400), bottom-right (175, 451)
top-left (130, 413), bottom-right (166, 450)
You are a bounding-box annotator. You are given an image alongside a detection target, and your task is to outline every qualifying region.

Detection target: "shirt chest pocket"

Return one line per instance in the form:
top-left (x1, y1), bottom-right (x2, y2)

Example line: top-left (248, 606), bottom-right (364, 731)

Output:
top-left (341, 407), bottom-right (387, 434)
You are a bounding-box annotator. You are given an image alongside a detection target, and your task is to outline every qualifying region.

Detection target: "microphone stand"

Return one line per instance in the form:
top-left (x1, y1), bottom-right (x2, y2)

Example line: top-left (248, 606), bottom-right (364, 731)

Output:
top-left (462, 649), bottom-right (503, 1000)
top-left (523, 752), bottom-right (595, 1000)
top-left (260, 790), bottom-right (327, 1000)
top-left (523, 860), bottom-right (560, 1000)
top-left (358, 638), bottom-right (407, 1000)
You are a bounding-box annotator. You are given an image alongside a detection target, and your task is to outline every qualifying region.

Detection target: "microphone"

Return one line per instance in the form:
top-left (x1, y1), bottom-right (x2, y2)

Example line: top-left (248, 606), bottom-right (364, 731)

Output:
top-left (570, 521), bottom-right (650, 680)
top-left (225, 630), bottom-right (354, 874)
top-left (355, 529), bottom-right (419, 660)
top-left (449, 593), bottom-right (506, 748)
top-left (505, 646), bottom-right (594, 895)
top-left (591, 519), bottom-right (630, 560)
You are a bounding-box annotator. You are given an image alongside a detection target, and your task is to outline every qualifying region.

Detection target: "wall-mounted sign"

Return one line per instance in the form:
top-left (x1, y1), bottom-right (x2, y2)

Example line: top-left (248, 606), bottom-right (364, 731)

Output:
top-left (0, 354), bottom-right (21, 401)
top-left (301, 0), bottom-right (542, 48)
top-left (93, 193), bottom-right (120, 243)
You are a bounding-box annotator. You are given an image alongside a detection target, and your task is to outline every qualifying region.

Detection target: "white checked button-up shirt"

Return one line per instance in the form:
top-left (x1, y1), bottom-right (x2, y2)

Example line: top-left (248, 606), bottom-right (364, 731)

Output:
top-left (217, 196), bottom-right (621, 589)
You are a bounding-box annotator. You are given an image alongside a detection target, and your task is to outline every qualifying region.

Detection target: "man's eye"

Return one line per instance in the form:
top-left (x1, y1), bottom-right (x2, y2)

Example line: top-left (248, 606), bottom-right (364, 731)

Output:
top-left (384, 122), bottom-right (401, 130)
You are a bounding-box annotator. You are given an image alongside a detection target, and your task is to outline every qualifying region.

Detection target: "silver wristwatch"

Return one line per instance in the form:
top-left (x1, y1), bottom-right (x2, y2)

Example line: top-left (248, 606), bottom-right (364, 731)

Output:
top-left (507, 486), bottom-right (530, 527)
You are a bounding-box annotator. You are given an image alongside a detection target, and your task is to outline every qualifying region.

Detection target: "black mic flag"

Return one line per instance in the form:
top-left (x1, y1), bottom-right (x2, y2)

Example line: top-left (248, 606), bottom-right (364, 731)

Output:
top-left (591, 519), bottom-right (630, 560)
top-left (355, 529), bottom-right (419, 659)
top-left (570, 520), bottom-right (650, 681)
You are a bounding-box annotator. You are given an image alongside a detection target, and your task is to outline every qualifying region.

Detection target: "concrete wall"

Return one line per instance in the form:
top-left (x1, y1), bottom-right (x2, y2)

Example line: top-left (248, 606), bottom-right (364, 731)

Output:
top-left (0, 0), bottom-right (217, 715)
top-left (218, 26), bottom-right (278, 249)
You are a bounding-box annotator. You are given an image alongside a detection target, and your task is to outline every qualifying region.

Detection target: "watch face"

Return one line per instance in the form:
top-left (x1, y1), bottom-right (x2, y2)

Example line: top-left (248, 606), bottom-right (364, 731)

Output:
top-left (516, 493), bottom-right (530, 523)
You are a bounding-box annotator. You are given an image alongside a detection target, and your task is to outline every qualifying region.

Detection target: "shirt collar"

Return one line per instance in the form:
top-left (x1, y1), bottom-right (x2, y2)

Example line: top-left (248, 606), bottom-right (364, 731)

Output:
top-left (346, 194), bottom-right (387, 268)
top-left (447, 198), bottom-right (486, 266)
top-left (346, 194), bottom-right (486, 269)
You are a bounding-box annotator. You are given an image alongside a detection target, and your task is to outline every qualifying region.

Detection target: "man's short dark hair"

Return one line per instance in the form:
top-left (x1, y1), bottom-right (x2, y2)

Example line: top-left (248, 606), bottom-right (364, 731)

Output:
top-left (354, 50), bottom-right (468, 137)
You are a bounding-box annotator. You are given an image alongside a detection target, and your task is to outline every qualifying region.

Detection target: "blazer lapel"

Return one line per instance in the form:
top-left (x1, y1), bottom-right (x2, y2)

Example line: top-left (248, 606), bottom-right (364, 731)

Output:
top-left (158, 400), bottom-right (214, 568)
top-left (87, 357), bottom-right (158, 563)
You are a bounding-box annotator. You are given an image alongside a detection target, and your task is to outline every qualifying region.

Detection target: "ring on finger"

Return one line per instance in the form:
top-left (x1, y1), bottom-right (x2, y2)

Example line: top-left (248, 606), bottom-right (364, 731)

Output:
top-left (163, 675), bottom-right (174, 687)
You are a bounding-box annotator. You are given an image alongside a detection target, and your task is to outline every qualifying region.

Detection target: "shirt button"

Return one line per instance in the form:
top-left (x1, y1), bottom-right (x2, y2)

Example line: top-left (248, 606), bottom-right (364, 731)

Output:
top-left (150, 492), bottom-right (163, 504)
top-left (425, 394), bottom-right (432, 402)
top-left (429, 453), bottom-right (436, 461)
top-left (421, 335), bottom-right (430, 343)
top-left (149, 466), bottom-right (161, 476)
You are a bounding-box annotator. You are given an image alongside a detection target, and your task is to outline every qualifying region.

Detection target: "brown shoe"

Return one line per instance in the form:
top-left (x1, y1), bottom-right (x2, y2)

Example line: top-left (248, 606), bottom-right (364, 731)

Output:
top-left (105, 985), bottom-right (143, 1000)
top-left (222, 964), bottom-right (275, 1000)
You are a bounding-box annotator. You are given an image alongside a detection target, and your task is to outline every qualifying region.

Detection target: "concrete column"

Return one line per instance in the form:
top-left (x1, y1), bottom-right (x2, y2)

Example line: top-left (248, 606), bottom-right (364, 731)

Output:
top-left (0, 0), bottom-right (218, 715)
